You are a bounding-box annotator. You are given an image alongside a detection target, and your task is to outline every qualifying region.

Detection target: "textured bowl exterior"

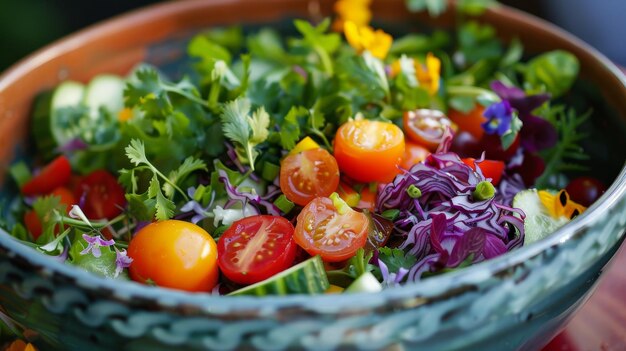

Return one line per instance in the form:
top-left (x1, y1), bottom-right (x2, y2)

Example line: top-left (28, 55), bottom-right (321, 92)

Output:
top-left (1, 1), bottom-right (626, 350)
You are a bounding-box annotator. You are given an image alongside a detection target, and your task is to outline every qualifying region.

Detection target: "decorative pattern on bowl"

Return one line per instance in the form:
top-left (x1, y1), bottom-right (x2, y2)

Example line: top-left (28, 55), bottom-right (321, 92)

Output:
top-left (0, 0), bottom-right (625, 350)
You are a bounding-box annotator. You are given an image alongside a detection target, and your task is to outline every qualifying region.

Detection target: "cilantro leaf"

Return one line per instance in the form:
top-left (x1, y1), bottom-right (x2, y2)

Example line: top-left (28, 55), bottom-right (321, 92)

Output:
top-left (248, 106), bottom-right (270, 144)
top-left (149, 174), bottom-right (175, 221)
top-left (279, 106), bottom-right (307, 150)
top-left (377, 247), bottom-right (417, 274)
top-left (220, 98), bottom-right (270, 170)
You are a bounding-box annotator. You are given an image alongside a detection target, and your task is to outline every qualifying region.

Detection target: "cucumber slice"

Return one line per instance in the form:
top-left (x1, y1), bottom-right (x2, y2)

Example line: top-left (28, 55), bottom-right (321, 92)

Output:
top-left (49, 81), bottom-right (86, 146)
top-left (513, 189), bottom-right (569, 245)
top-left (83, 75), bottom-right (125, 118)
top-left (51, 81), bottom-right (85, 109)
top-left (345, 272), bottom-right (383, 293)
top-left (228, 255), bottom-right (329, 296)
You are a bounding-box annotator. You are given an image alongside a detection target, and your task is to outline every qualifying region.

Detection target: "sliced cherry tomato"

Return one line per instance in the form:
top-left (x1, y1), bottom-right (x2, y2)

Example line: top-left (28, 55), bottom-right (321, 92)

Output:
top-left (217, 215), bottom-right (297, 285)
top-left (403, 109), bottom-right (455, 152)
top-left (401, 141), bottom-right (430, 170)
top-left (24, 210), bottom-right (43, 240)
top-left (280, 148), bottom-right (340, 206)
top-left (74, 170), bottom-right (126, 220)
top-left (462, 158), bottom-right (506, 185)
top-left (24, 186), bottom-right (76, 240)
top-left (128, 220), bottom-right (219, 292)
top-left (21, 155), bottom-right (71, 196)
top-left (448, 105), bottom-right (487, 140)
top-left (294, 196), bottom-right (369, 262)
top-left (334, 119), bottom-right (405, 183)
top-left (565, 176), bottom-right (607, 207)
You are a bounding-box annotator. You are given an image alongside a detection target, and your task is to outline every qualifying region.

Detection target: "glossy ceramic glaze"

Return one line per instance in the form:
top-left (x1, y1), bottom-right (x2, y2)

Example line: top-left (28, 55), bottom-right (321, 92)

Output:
top-left (1, 1), bottom-right (626, 350)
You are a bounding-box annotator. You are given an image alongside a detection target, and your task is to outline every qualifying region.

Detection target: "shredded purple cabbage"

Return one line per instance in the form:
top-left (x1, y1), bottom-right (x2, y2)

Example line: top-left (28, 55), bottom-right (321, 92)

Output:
top-left (376, 152), bottom-right (525, 281)
top-left (217, 169), bottom-right (281, 216)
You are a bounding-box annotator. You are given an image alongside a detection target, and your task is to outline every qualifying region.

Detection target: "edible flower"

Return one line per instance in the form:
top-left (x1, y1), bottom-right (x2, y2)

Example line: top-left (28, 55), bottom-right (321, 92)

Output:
top-left (333, 0), bottom-right (372, 32)
top-left (538, 189), bottom-right (586, 220)
top-left (344, 21), bottom-right (393, 59)
top-left (490, 80), bottom-right (557, 152)
top-left (114, 248), bottom-right (133, 277)
top-left (415, 53), bottom-right (441, 95)
top-left (79, 234), bottom-right (115, 258)
top-left (5, 340), bottom-right (37, 351)
top-left (482, 100), bottom-right (514, 136)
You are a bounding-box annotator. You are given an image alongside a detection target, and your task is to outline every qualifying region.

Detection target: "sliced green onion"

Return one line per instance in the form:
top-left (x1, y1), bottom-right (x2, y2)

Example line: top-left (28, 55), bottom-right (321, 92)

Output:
top-left (473, 181), bottom-right (495, 201)
top-left (274, 194), bottom-right (295, 214)
top-left (381, 209), bottom-right (400, 221)
top-left (261, 162), bottom-right (280, 182)
top-left (406, 184), bottom-right (422, 199)
top-left (9, 162), bottom-right (31, 187)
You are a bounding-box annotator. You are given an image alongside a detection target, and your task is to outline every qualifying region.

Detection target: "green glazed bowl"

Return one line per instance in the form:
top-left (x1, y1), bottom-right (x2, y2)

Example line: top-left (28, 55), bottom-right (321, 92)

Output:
top-left (1, 1), bottom-right (626, 350)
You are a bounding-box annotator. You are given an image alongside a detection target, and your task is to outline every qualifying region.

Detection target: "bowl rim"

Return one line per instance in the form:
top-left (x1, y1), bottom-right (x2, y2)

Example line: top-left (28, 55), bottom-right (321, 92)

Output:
top-left (1, 0), bottom-right (626, 311)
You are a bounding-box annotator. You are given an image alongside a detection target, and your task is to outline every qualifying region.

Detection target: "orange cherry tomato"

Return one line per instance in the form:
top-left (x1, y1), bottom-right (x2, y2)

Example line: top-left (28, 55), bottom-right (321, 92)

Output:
top-left (294, 196), bottom-right (369, 262)
top-left (401, 141), bottom-right (431, 170)
top-left (217, 215), bottom-right (297, 285)
top-left (336, 181), bottom-right (361, 207)
top-left (128, 220), bottom-right (219, 292)
top-left (448, 105), bottom-right (487, 140)
top-left (333, 119), bottom-right (405, 183)
top-left (280, 148), bottom-right (340, 206)
top-left (462, 158), bottom-right (506, 185)
top-left (403, 109), bottom-right (455, 152)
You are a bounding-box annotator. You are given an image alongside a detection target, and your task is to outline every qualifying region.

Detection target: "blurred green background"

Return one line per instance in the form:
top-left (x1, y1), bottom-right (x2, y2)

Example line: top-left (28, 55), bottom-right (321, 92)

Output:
top-left (1, 0), bottom-right (624, 72)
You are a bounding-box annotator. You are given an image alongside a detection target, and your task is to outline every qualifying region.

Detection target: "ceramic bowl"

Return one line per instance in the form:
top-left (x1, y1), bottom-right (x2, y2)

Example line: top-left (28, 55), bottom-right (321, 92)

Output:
top-left (1, 1), bottom-right (626, 350)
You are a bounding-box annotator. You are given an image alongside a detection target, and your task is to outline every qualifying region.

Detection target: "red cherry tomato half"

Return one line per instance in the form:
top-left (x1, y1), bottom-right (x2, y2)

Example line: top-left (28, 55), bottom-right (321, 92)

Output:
top-left (24, 186), bottom-right (76, 240)
top-left (565, 176), bottom-right (607, 207)
top-left (334, 119), bottom-right (405, 183)
top-left (217, 215), bottom-right (298, 285)
top-left (21, 155), bottom-right (71, 196)
top-left (294, 196), bottom-right (369, 262)
top-left (280, 148), bottom-right (340, 206)
top-left (462, 158), bottom-right (506, 185)
top-left (403, 109), bottom-right (455, 152)
top-left (74, 170), bottom-right (126, 220)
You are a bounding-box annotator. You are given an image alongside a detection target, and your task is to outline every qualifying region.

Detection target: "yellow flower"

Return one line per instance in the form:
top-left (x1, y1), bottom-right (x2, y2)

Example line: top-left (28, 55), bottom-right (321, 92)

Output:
top-left (538, 189), bottom-right (586, 220)
top-left (344, 21), bottom-right (393, 60)
top-left (6, 340), bottom-right (37, 351)
top-left (333, 0), bottom-right (372, 32)
top-left (118, 107), bottom-right (134, 122)
top-left (415, 52), bottom-right (441, 95)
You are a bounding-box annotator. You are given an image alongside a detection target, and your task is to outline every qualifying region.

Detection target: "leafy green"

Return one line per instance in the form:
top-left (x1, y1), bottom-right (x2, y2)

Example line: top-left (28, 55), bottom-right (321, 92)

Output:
top-left (292, 18), bottom-right (340, 74)
top-left (535, 106), bottom-right (591, 188)
top-left (220, 98), bottom-right (270, 170)
top-left (123, 139), bottom-right (206, 220)
top-left (377, 247), bottom-right (417, 274)
top-left (68, 239), bottom-right (119, 279)
top-left (524, 50), bottom-right (580, 97)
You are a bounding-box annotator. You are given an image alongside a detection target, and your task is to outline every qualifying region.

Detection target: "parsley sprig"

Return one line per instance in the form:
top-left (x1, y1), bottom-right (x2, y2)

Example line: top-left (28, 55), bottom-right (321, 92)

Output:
top-left (220, 98), bottom-right (270, 170)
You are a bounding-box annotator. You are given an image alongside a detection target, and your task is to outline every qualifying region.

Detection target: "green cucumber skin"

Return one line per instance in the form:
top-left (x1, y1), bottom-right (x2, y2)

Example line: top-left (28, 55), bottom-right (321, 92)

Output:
top-left (31, 91), bottom-right (57, 160)
top-left (229, 256), bottom-right (329, 296)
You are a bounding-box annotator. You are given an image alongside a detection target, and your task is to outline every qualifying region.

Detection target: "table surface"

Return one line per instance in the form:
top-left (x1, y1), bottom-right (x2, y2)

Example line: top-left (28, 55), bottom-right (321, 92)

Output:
top-left (543, 243), bottom-right (626, 351)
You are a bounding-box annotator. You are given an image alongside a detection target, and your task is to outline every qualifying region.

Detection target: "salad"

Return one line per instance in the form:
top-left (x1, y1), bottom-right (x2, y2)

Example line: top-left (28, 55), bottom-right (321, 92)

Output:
top-left (0, 0), bottom-right (608, 296)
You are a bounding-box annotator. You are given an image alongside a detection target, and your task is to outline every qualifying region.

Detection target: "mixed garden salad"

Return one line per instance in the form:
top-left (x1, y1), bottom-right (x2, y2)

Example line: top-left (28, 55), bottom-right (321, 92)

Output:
top-left (0, 0), bottom-right (608, 296)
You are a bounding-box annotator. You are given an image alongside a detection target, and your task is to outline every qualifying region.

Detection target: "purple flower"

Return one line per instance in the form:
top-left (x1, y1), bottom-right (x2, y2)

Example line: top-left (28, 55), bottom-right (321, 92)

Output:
top-left (115, 249), bottom-right (133, 277)
top-left (490, 80), bottom-right (557, 151)
top-left (482, 100), bottom-right (514, 136)
top-left (80, 234), bottom-right (115, 258)
top-left (490, 81), bottom-right (550, 115)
